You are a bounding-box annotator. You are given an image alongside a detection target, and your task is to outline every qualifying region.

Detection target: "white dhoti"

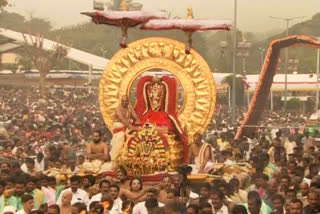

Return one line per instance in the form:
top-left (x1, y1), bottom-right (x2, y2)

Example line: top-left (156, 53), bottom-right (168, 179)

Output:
top-left (190, 143), bottom-right (215, 174)
top-left (190, 158), bottom-right (215, 174)
top-left (83, 160), bottom-right (112, 174)
top-left (110, 122), bottom-right (126, 161)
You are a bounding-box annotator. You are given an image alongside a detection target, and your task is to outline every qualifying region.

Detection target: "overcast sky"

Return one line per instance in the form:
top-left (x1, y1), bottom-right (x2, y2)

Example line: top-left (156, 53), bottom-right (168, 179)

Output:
top-left (7, 0), bottom-right (320, 33)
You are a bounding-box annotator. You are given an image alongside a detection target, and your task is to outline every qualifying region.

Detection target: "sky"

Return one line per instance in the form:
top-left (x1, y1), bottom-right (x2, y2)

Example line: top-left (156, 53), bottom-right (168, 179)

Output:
top-left (7, 0), bottom-right (320, 33)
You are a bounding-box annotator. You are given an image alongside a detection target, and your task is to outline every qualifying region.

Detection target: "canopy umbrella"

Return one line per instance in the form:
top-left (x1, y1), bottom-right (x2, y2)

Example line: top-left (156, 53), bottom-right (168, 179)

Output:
top-left (81, 1), bottom-right (167, 48)
top-left (141, 7), bottom-right (232, 54)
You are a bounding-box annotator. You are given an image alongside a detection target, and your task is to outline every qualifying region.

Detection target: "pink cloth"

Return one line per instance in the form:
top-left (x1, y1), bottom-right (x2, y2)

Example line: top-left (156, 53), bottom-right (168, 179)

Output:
top-left (42, 186), bottom-right (56, 206)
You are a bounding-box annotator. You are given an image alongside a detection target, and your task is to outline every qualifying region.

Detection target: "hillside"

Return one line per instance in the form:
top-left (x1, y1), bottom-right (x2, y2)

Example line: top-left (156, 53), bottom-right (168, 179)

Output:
top-left (1, 11), bottom-right (319, 74)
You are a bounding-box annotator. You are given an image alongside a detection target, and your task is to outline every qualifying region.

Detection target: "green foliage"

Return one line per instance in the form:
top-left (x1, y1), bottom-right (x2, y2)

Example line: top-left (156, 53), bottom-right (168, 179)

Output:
top-left (16, 54), bottom-right (33, 72)
top-left (222, 75), bottom-right (245, 105)
top-left (0, 11), bottom-right (52, 34)
top-left (0, 10), bottom-right (319, 74)
top-left (0, 0), bottom-right (8, 10)
top-left (287, 98), bottom-right (303, 112)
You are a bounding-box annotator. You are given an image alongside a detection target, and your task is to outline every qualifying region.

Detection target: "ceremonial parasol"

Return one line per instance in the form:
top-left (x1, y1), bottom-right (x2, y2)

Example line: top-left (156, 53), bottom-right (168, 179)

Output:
top-left (81, 0), bottom-right (167, 48)
top-left (141, 6), bottom-right (232, 54)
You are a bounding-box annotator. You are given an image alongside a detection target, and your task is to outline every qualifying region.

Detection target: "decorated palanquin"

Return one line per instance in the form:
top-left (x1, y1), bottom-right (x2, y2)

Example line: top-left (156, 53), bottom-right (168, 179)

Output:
top-left (98, 37), bottom-right (217, 175)
top-left (82, 0), bottom-right (231, 176)
top-left (115, 75), bottom-right (187, 174)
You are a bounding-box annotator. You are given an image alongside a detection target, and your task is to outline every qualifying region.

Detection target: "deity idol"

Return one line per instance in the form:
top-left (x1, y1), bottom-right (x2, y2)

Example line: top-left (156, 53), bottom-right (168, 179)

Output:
top-left (135, 75), bottom-right (188, 162)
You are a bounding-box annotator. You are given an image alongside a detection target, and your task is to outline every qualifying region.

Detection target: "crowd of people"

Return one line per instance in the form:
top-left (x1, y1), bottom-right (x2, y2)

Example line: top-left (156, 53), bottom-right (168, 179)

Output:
top-left (0, 86), bottom-right (319, 214)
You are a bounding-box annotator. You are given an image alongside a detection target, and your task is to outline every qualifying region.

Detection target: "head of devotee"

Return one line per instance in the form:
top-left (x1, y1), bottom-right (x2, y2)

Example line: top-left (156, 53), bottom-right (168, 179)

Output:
top-left (289, 198), bottom-right (303, 214)
top-left (92, 130), bottom-right (102, 144)
top-left (129, 177), bottom-right (143, 192)
top-left (117, 167), bottom-right (128, 182)
top-left (70, 175), bottom-right (81, 193)
top-left (61, 191), bottom-right (73, 206)
top-left (247, 191), bottom-right (262, 214)
top-left (121, 95), bottom-right (129, 108)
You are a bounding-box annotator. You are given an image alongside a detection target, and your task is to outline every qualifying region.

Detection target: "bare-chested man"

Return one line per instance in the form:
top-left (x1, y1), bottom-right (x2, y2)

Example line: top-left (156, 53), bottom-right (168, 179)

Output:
top-left (188, 133), bottom-right (215, 174)
top-left (83, 130), bottom-right (112, 173)
top-left (110, 95), bottom-right (140, 161)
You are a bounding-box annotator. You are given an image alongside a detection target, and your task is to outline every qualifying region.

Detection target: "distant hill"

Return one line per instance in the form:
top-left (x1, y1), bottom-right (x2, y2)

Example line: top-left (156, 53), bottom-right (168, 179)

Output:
top-left (248, 13), bottom-right (320, 74)
top-left (1, 11), bottom-right (319, 74)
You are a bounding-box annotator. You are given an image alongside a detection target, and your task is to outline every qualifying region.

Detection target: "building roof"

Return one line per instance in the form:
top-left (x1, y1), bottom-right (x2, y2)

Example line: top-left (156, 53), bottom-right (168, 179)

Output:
top-left (0, 28), bottom-right (109, 70)
top-left (246, 73), bottom-right (319, 92)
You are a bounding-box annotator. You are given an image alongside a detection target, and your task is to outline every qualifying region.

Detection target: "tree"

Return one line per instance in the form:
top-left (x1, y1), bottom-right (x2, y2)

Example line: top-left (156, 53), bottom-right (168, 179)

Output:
top-left (16, 53), bottom-right (32, 72)
top-left (25, 17), bottom-right (52, 35)
top-left (22, 33), bottom-right (68, 96)
top-left (222, 75), bottom-right (245, 106)
top-left (0, 11), bottom-right (52, 34)
top-left (0, 0), bottom-right (8, 10)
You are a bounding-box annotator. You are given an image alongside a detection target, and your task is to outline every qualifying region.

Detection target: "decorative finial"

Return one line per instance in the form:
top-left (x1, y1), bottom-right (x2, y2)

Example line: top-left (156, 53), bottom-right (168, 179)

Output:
top-left (187, 6), bottom-right (194, 19)
top-left (121, 0), bottom-right (128, 11)
top-left (152, 75), bottom-right (161, 83)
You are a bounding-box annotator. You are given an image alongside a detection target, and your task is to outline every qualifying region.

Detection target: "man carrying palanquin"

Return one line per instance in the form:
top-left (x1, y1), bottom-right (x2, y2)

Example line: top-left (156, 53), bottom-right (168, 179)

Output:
top-left (110, 95), bottom-right (140, 161)
top-left (83, 130), bottom-right (112, 173)
top-left (188, 133), bottom-right (215, 174)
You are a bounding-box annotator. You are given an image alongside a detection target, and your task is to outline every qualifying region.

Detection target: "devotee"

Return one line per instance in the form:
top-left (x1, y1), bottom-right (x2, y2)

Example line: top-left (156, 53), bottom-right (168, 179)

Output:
top-left (13, 177), bottom-right (28, 211)
top-left (158, 175), bottom-right (172, 204)
top-left (83, 130), bottom-right (112, 173)
top-left (2, 86), bottom-right (320, 214)
top-left (47, 205), bottom-right (60, 214)
top-left (110, 95), bottom-right (140, 161)
top-left (209, 189), bottom-right (228, 214)
top-left (298, 182), bottom-right (309, 207)
top-left (21, 158), bottom-right (40, 176)
top-left (132, 188), bottom-right (163, 214)
top-left (25, 176), bottom-right (46, 209)
top-left (88, 179), bottom-right (111, 208)
top-left (271, 194), bottom-right (285, 214)
top-left (114, 167), bottom-right (130, 189)
top-left (289, 198), bottom-right (303, 214)
top-left (109, 184), bottom-right (122, 214)
top-left (120, 177), bottom-right (148, 203)
top-left (246, 191), bottom-right (262, 214)
top-left (16, 194), bottom-right (34, 214)
top-left (186, 204), bottom-right (199, 214)
top-left (2, 206), bottom-right (17, 214)
top-left (303, 191), bottom-right (320, 214)
top-left (56, 175), bottom-right (89, 206)
top-left (232, 205), bottom-right (248, 214)
top-left (71, 202), bottom-right (87, 214)
top-left (0, 180), bottom-right (17, 213)
top-left (188, 133), bottom-right (215, 174)
top-left (229, 178), bottom-right (248, 204)
top-left (58, 191), bottom-right (72, 214)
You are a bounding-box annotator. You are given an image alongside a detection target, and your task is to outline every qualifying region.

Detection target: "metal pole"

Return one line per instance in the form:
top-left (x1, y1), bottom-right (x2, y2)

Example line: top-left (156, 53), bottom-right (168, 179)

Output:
top-left (247, 89), bottom-right (250, 108)
top-left (271, 90), bottom-right (273, 111)
top-left (260, 48), bottom-right (265, 69)
top-left (228, 86), bottom-right (231, 108)
top-left (243, 58), bottom-right (246, 75)
top-left (231, 0), bottom-right (237, 125)
top-left (243, 57), bottom-right (248, 107)
top-left (88, 64), bottom-right (92, 94)
top-left (284, 20), bottom-right (289, 112)
top-left (269, 16), bottom-right (305, 111)
top-left (316, 48), bottom-right (320, 112)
